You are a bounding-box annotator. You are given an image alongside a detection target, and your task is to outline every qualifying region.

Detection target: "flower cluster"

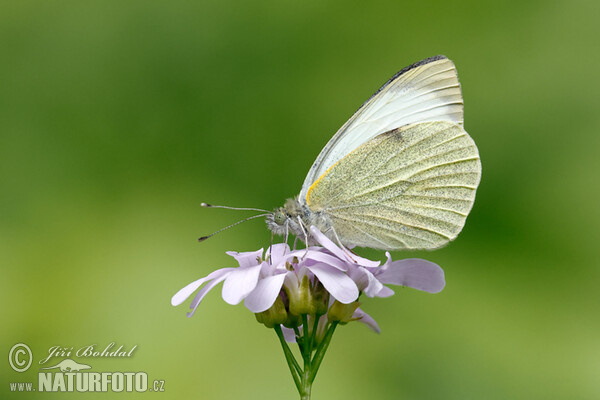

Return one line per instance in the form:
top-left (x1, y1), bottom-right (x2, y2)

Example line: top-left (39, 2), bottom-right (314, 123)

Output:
top-left (172, 226), bottom-right (445, 341)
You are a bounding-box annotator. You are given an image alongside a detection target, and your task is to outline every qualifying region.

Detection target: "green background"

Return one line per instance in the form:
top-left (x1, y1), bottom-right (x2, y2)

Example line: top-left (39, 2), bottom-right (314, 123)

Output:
top-left (2, 1), bottom-right (599, 399)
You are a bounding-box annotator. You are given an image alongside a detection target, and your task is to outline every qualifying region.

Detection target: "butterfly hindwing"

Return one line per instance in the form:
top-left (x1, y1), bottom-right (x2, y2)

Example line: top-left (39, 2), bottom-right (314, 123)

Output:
top-left (306, 121), bottom-right (481, 250)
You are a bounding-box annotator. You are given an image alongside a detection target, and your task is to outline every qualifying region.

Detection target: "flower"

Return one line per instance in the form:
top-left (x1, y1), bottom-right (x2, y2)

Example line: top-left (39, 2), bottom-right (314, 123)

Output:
top-left (309, 226), bottom-right (445, 297)
top-left (172, 226), bottom-right (446, 335)
top-left (171, 243), bottom-right (358, 316)
top-left (171, 227), bottom-right (447, 400)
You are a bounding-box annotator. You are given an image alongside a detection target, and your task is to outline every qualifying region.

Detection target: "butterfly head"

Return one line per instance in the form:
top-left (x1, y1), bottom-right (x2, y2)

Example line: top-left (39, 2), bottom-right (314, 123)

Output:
top-left (266, 197), bottom-right (308, 237)
top-left (265, 207), bottom-right (286, 233)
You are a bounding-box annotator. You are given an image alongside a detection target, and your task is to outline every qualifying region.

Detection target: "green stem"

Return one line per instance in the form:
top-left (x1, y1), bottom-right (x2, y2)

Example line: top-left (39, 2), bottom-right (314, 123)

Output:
top-left (300, 315), bottom-right (312, 399)
top-left (309, 321), bottom-right (338, 383)
top-left (277, 317), bottom-right (338, 399)
top-left (309, 314), bottom-right (321, 355)
top-left (274, 325), bottom-right (302, 393)
top-left (301, 315), bottom-right (310, 359)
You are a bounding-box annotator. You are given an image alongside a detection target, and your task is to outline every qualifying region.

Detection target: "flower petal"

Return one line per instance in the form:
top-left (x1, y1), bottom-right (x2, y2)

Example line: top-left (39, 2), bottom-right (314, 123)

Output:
top-left (187, 271), bottom-right (233, 317)
top-left (303, 250), bottom-right (348, 271)
top-left (347, 267), bottom-right (368, 291)
top-left (345, 251), bottom-right (381, 268)
top-left (350, 267), bottom-right (384, 298)
top-left (308, 263), bottom-right (359, 304)
top-left (226, 249), bottom-right (263, 267)
top-left (265, 243), bottom-right (290, 265)
top-left (353, 308), bottom-right (381, 334)
top-left (309, 226), bottom-right (348, 259)
top-left (171, 268), bottom-right (234, 306)
top-left (244, 273), bottom-right (287, 313)
top-left (376, 258), bottom-right (445, 293)
top-left (309, 226), bottom-right (380, 268)
top-left (222, 263), bottom-right (263, 305)
top-left (376, 286), bottom-right (395, 298)
top-left (272, 248), bottom-right (325, 270)
top-left (281, 326), bottom-right (297, 343)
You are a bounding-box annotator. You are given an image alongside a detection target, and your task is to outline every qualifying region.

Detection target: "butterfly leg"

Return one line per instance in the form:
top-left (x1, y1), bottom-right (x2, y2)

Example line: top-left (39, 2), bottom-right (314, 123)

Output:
top-left (283, 219), bottom-right (290, 248)
top-left (296, 216), bottom-right (310, 259)
top-left (268, 232), bottom-right (275, 264)
top-left (331, 226), bottom-right (358, 263)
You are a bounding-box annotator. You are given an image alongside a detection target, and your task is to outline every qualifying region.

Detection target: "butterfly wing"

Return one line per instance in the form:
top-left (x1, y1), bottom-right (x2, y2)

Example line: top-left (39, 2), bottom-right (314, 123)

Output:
top-left (306, 121), bottom-right (481, 250)
top-left (300, 55), bottom-right (463, 200)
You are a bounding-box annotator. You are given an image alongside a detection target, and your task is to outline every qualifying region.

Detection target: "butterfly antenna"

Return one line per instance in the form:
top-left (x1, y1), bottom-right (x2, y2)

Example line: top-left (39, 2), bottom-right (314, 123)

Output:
top-left (201, 202), bottom-right (270, 213)
top-left (198, 213), bottom-right (270, 242)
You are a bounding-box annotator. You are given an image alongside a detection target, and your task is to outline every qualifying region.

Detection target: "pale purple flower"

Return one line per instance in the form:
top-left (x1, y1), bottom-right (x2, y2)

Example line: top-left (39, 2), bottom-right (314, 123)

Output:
top-left (172, 226), bottom-right (445, 335)
top-left (171, 243), bottom-right (359, 317)
top-left (309, 226), bottom-right (446, 298)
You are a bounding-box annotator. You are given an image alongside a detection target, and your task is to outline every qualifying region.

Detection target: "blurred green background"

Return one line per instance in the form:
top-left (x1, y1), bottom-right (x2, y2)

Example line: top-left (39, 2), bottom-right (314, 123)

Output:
top-left (2, 0), bottom-right (599, 399)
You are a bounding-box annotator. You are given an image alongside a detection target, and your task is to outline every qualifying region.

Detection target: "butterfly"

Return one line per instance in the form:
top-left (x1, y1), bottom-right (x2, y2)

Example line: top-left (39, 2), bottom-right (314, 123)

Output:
top-left (265, 55), bottom-right (481, 250)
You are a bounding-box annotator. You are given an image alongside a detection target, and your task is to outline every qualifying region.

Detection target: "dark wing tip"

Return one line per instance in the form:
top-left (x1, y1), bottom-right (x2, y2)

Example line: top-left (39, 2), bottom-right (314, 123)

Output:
top-left (363, 55), bottom-right (452, 108)
top-left (399, 55), bottom-right (449, 74)
top-left (383, 55), bottom-right (450, 89)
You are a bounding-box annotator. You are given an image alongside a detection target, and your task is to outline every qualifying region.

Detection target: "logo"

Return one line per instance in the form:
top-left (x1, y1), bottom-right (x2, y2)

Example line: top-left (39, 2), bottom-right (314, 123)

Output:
top-left (9, 343), bottom-right (33, 372)
top-left (39, 359), bottom-right (91, 372)
top-left (7, 342), bottom-right (165, 394)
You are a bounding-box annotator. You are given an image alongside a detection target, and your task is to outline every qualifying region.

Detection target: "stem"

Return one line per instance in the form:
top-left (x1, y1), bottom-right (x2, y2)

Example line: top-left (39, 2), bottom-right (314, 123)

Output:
top-left (300, 315), bottom-right (312, 399)
top-left (274, 325), bottom-right (302, 393)
top-left (309, 314), bottom-right (321, 356)
top-left (277, 317), bottom-right (338, 399)
top-left (301, 315), bottom-right (310, 360)
top-left (309, 321), bottom-right (338, 383)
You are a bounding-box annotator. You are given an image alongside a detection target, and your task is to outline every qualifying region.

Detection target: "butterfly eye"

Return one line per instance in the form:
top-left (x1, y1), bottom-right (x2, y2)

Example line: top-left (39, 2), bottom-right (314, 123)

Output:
top-left (273, 210), bottom-right (287, 226)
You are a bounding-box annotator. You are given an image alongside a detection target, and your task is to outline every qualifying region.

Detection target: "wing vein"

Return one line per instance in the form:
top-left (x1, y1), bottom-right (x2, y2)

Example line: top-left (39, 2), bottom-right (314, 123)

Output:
top-left (330, 214), bottom-right (441, 244)
top-left (405, 157), bottom-right (480, 180)
top-left (330, 211), bottom-right (453, 239)
top-left (351, 224), bottom-right (397, 248)
top-left (370, 126), bottom-right (464, 176)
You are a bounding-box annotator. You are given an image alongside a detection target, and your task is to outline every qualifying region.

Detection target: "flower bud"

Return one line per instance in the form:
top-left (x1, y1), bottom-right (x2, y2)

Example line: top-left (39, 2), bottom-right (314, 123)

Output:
top-left (313, 280), bottom-right (330, 316)
top-left (285, 274), bottom-right (316, 316)
top-left (282, 312), bottom-right (302, 329)
top-left (327, 300), bottom-right (360, 324)
top-left (255, 295), bottom-right (288, 329)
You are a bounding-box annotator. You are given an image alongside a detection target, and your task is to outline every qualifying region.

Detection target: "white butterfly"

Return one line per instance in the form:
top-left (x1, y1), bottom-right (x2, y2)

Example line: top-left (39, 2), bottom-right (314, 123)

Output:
top-left (266, 55), bottom-right (481, 250)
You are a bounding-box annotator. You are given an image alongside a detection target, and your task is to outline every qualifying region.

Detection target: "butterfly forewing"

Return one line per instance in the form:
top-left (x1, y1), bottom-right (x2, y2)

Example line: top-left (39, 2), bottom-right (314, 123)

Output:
top-left (300, 56), bottom-right (464, 200)
top-left (306, 121), bottom-right (481, 250)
